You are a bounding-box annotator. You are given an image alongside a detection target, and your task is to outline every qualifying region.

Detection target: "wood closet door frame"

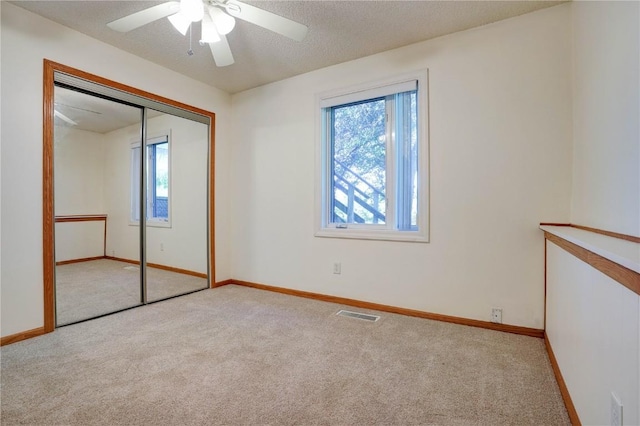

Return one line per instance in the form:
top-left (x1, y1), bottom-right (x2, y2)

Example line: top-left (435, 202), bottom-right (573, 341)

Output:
top-left (43, 60), bottom-right (216, 333)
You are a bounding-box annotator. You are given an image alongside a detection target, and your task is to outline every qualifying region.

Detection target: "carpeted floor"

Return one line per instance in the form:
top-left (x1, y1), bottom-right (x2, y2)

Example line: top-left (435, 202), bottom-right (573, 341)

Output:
top-left (1, 285), bottom-right (569, 425)
top-left (55, 259), bottom-right (208, 325)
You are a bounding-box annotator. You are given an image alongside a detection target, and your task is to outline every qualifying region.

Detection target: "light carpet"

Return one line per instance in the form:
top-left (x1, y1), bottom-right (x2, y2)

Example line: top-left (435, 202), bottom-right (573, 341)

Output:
top-left (1, 285), bottom-right (569, 425)
top-left (55, 259), bottom-right (208, 325)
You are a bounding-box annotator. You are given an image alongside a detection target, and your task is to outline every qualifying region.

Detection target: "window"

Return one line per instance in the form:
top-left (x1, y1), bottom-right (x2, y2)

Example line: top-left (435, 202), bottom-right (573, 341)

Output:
top-left (131, 134), bottom-right (171, 226)
top-left (316, 74), bottom-right (428, 242)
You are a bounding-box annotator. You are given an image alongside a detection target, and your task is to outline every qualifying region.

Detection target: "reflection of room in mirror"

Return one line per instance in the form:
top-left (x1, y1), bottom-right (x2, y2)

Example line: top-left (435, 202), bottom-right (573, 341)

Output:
top-left (108, 112), bottom-right (209, 285)
top-left (55, 258), bottom-right (206, 325)
top-left (53, 86), bottom-right (209, 325)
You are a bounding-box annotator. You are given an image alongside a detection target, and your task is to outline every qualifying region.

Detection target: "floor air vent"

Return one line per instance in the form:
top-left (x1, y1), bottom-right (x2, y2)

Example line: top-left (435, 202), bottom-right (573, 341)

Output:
top-left (336, 310), bottom-right (380, 322)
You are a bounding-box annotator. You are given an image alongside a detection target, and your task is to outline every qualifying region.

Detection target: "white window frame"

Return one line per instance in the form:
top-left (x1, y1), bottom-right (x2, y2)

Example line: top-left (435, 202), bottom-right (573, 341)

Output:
top-left (315, 71), bottom-right (429, 243)
top-left (129, 132), bottom-right (172, 228)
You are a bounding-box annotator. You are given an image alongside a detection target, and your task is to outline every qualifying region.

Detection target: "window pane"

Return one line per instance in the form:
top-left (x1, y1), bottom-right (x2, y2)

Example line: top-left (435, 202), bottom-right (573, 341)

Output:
top-left (410, 92), bottom-right (418, 227)
top-left (331, 99), bottom-right (386, 224)
top-left (147, 142), bottom-right (169, 220)
top-left (395, 91), bottom-right (418, 230)
top-left (155, 143), bottom-right (169, 197)
top-left (153, 142), bottom-right (169, 219)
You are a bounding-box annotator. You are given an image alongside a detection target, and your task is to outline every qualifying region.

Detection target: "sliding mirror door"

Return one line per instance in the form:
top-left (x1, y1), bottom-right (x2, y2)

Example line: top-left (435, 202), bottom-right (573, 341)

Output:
top-left (145, 111), bottom-right (209, 302)
top-left (54, 85), bottom-right (143, 326)
top-left (45, 61), bottom-right (215, 331)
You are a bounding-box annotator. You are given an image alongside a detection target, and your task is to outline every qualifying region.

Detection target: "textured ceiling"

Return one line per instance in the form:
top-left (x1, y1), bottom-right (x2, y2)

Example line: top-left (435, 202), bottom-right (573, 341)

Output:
top-left (12, 1), bottom-right (564, 94)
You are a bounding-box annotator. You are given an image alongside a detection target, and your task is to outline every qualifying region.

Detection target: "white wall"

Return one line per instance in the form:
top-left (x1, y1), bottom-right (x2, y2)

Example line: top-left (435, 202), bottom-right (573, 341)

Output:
top-left (53, 126), bottom-right (107, 262)
top-left (104, 113), bottom-right (209, 274)
top-left (230, 5), bottom-right (573, 329)
top-left (54, 222), bottom-right (105, 263)
top-left (546, 242), bottom-right (639, 425)
top-left (54, 127), bottom-right (106, 216)
top-left (0, 2), bottom-right (232, 337)
top-left (545, 3), bottom-right (640, 424)
top-left (570, 0), bottom-right (640, 237)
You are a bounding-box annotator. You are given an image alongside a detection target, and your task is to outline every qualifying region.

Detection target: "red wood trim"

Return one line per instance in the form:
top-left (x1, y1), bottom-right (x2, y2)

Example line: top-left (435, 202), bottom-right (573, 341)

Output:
top-left (43, 60), bottom-right (56, 334)
top-left (146, 262), bottom-right (207, 279)
top-left (539, 223), bottom-right (640, 243)
top-left (56, 256), bottom-right (106, 266)
top-left (212, 279), bottom-right (233, 288)
top-left (104, 256), bottom-right (138, 265)
top-left (1, 327), bottom-right (47, 346)
top-left (570, 224), bottom-right (640, 244)
top-left (55, 215), bottom-right (107, 223)
top-left (544, 232), bottom-right (640, 296)
top-left (104, 219), bottom-right (108, 257)
top-left (229, 280), bottom-right (544, 338)
top-left (543, 238), bottom-right (547, 330)
top-left (104, 256), bottom-right (207, 279)
top-left (44, 60), bottom-right (216, 118)
top-left (544, 334), bottom-right (581, 425)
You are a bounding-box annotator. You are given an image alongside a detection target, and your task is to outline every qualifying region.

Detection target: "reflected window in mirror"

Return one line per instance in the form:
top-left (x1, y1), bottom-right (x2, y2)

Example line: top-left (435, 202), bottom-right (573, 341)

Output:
top-left (130, 134), bottom-right (171, 227)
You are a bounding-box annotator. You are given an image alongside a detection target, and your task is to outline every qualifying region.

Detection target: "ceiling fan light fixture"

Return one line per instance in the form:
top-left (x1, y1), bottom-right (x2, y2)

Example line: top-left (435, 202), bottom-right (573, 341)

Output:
top-left (107, 0), bottom-right (308, 69)
top-left (201, 12), bottom-right (221, 43)
top-left (208, 7), bottom-right (235, 35)
top-left (180, 0), bottom-right (204, 22)
top-left (168, 12), bottom-right (190, 35)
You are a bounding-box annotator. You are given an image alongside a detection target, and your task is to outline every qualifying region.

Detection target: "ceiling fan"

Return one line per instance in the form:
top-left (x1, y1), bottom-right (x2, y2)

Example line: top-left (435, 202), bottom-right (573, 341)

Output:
top-left (107, 0), bottom-right (308, 67)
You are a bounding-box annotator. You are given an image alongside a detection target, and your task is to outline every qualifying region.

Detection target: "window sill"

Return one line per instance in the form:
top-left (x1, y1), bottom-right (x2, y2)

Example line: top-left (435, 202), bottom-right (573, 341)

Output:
top-left (315, 228), bottom-right (429, 243)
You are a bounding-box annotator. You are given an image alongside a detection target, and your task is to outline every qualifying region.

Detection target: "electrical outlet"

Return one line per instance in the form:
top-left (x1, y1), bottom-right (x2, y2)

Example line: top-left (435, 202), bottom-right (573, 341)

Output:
top-left (491, 308), bottom-right (502, 324)
top-left (160, 243), bottom-right (164, 251)
top-left (333, 262), bottom-right (341, 274)
top-left (611, 392), bottom-right (623, 426)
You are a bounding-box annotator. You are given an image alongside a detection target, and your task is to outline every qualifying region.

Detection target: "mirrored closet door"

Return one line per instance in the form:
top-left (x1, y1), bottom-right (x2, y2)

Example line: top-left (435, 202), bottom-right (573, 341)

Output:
top-left (145, 110), bottom-right (209, 303)
top-left (54, 86), bottom-right (144, 326)
top-left (48, 64), bottom-right (213, 327)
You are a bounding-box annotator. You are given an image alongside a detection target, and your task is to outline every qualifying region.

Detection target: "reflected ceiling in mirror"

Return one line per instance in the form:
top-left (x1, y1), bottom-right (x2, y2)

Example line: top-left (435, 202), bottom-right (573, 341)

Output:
top-left (54, 86), bottom-right (162, 134)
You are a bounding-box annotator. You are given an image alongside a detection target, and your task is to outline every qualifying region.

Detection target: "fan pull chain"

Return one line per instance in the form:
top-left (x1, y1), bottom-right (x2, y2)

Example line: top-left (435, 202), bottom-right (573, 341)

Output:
top-left (187, 24), bottom-right (194, 56)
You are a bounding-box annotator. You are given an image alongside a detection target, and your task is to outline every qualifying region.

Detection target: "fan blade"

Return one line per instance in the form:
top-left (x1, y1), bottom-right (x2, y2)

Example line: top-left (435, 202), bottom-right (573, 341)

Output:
top-left (208, 35), bottom-right (235, 67)
top-left (224, 0), bottom-right (308, 42)
top-left (108, 1), bottom-right (181, 32)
